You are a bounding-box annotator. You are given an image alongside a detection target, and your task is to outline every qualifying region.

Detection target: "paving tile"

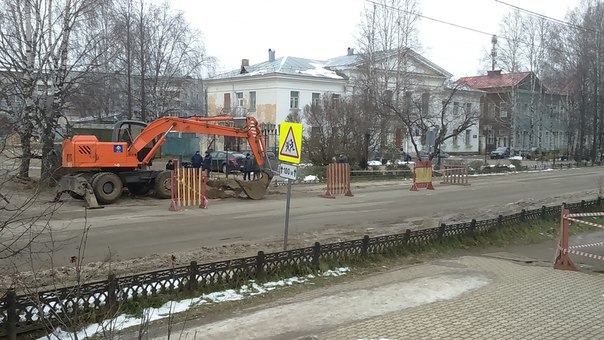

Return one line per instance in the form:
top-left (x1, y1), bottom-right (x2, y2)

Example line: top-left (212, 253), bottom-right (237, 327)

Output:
top-left (320, 256), bottom-right (604, 339)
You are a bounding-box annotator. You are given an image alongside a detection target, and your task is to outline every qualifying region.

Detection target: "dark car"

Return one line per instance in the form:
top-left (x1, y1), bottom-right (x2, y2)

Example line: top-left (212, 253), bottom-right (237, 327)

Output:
top-left (490, 147), bottom-right (510, 159)
top-left (209, 151), bottom-right (245, 173)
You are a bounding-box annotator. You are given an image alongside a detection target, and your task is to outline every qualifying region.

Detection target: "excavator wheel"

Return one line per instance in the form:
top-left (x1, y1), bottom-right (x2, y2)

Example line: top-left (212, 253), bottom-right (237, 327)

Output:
top-left (154, 170), bottom-right (172, 199)
top-left (92, 172), bottom-right (123, 204)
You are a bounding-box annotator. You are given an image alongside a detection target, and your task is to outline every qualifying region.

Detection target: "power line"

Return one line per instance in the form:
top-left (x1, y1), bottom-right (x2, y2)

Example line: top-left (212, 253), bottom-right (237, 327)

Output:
top-left (363, 0), bottom-right (495, 39)
top-left (362, 0), bottom-right (585, 63)
top-left (493, 0), bottom-right (599, 34)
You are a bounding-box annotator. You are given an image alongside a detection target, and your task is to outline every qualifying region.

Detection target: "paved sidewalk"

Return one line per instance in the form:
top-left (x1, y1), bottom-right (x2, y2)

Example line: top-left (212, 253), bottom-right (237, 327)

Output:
top-left (150, 254), bottom-right (604, 340)
top-left (320, 256), bottom-right (604, 339)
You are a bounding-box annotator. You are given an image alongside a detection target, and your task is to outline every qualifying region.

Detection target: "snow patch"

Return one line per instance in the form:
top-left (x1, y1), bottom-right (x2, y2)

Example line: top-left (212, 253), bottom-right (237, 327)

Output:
top-left (42, 267), bottom-right (350, 340)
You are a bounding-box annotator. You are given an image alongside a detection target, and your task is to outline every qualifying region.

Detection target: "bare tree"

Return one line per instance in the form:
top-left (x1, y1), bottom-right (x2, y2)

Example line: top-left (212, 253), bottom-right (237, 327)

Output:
top-left (0, 0), bottom-right (108, 181)
top-left (302, 94), bottom-right (372, 165)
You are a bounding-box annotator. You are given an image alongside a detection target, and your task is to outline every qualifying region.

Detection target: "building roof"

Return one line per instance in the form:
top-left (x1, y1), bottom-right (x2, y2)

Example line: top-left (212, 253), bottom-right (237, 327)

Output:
top-left (209, 56), bottom-right (346, 81)
top-left (209, 47), bottom-right (453, 82)
top-left (324, 48), bottom-right (453, 78)
top-left (457, 71), bottom-right (531, 89)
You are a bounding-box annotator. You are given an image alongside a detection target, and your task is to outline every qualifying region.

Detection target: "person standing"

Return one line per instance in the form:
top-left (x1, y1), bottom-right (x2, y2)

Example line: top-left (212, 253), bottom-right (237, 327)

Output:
top-left (191, 151), bottom-right (203, 169)
top-left (165, 159), bottom-right (174, 170)
top-left (243, 153), bottom-right (253, 181)
top-left (203, 150), bottom-right (212, 178)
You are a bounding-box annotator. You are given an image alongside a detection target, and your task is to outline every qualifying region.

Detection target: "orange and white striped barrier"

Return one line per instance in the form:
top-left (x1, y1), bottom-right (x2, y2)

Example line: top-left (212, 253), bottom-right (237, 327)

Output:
top-left (170, 160), bottom-right (208, 211)
top-left (554, 204), bottom-right (604, 271)
top-left (323, 163), bottom-right (353, 199)
top-left (438, 165), bottom-right (470, 186)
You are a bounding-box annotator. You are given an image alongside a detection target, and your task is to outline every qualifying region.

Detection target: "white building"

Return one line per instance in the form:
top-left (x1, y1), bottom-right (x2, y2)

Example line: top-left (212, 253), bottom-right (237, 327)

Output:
top-left (205, 48), bottom-right (483, 156)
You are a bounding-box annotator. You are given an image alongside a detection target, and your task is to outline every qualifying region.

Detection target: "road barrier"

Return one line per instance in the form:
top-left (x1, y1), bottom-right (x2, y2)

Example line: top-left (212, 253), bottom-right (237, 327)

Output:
top-left (323, 163), bottom-right (353, 198)
top-left (169, 160), bottom-right (208, 211)
top-left (410, 161), bottom-right (434, 191)
top-left (438, 165), bottom-right (470, 186)
top-left (554, 204), bottom-right (604, 271)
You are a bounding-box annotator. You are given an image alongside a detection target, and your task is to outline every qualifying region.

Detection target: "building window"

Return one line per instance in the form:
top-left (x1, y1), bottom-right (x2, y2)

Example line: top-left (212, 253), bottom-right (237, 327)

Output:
top-left (312, 92), bottom-right (320, 105)
top-left (249, 91), bottom-right (256, 111)
top-left (465, 129), bottom-right (471, 145)
top-left (500, 107), bottom-right (508, 118)
top-left (466, 103), bottom-right (472, 114)
top-left (236, 92), bottom-right (244, 107)
top-left (421, 93), bottom-right (430, 114)
top-left (223, 93), bottom-right (231, 112)
top-left (452, 135), bottom-right (459, 146)
top-left (488, 103), bottom-right (494, 116)
top-left (290, 91), bottom-right (299, 109)
top-left (453, 102), bottom-right (459, 115)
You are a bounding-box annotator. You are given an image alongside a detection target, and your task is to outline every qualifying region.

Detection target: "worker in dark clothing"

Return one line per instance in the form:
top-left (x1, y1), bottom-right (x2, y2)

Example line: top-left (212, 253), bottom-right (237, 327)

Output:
top-left (191, 151), bottom-right (203, 169)
top-left (337, 153), bottom-right (348, 163)
top-left (243, 153), bottom-right (253, 181)
top-left (165, 159), bottom-right (174, 170)
top-left (202, 150), bottom-right (212, 178)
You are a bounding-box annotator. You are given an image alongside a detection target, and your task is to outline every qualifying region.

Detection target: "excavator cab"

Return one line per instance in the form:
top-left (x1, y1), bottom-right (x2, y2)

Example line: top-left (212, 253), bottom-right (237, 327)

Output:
top-left (112, 121), bottom-right (156, 165)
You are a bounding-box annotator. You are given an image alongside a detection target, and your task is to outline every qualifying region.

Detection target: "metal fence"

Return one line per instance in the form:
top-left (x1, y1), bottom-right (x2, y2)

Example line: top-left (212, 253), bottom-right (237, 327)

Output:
top-left (1, 197), bottom-right (601, 339)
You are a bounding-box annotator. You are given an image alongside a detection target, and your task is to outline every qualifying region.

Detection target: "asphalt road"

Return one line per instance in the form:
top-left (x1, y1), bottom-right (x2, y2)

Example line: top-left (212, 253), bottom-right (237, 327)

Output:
top-left (11, 167), bottom-right (604, 268)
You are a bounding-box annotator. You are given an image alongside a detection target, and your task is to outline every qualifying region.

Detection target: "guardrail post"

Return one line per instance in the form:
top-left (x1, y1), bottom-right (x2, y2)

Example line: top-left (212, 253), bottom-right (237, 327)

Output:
top-left (255, 251), bottom-right (265, 280)
top-left (581, 200), bottom-right (586, 211)
top-left (312, 242), bottom-right (321, 271)
top-left (361, 235), bottom-right (369, 258)
top-left (521, 209), bottom-right (526, 221)
top-left (107, 274), bottom-right (118, 314)
top-left (470, 219), bottom-right (476, 236)
top-left (403, 229), bottom-right (411, 245)
top-left (5, 289), bottom-right (16, 340)
top-left (187, 261), bottom-right (198, 291)
top-left (438, 223), bottom-right (446, 239)
top-left (540, 205), bottom-right (546, 219)
top-left (497, 215), bottom-right (503, 229)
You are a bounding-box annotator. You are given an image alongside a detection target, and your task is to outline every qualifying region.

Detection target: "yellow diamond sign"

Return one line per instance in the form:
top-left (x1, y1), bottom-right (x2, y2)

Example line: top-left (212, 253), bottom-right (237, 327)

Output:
top-left (278, 122), bottom-right (302, 164)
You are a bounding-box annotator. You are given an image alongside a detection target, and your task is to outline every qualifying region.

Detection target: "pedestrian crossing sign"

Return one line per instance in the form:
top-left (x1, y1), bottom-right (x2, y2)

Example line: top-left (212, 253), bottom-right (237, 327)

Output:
top-left (278, 122), bottom-right (302, 164)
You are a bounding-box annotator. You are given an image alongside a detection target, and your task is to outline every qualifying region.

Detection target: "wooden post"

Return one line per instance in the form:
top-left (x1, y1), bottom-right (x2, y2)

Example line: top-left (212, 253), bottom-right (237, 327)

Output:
top-left (312, 242), bottom-right (321, 270)
top-left (361, 235), bottom-right (370, 258)
top-left (5, 289), bottom-right (17, 340)
top-left (187, 261), bottom-right (198, 291)
top-left (255, 251), bottom-right (265, 280)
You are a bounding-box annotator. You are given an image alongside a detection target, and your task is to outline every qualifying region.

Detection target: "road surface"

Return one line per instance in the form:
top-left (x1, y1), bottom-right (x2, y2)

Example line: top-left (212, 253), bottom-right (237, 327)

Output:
top-left (7, 167), bottom-right (604, 270)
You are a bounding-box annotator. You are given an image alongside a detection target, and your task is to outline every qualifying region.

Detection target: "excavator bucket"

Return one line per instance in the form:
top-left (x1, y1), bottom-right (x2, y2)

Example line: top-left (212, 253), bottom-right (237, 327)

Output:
top-left (234, 171), bottom-right (272, 200)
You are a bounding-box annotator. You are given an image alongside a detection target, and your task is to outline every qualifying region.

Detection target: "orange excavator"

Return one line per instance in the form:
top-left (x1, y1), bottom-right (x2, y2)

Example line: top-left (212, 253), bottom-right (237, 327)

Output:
top-left (55, 116), bottom-right (274, 208)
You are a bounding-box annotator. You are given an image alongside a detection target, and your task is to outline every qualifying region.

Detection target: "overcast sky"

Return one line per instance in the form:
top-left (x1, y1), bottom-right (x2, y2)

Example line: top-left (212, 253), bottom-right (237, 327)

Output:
top-left (171, 0), bottom-right (580, 78)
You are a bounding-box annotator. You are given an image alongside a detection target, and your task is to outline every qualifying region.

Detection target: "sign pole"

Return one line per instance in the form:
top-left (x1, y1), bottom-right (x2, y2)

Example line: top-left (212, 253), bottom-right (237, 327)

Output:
top-left (277, 122), bottom-right (303, 251)
top-left (284, 178), bottom-right (292, 250)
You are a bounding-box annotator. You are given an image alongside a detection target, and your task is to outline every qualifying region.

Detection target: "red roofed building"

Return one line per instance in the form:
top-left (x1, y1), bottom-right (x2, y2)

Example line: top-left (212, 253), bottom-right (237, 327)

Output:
top-left (458, 70), bottom-right (569, 156)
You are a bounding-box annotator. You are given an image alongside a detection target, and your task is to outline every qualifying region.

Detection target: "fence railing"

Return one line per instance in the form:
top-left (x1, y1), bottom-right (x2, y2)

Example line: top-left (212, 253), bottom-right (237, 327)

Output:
top-left (1, 197), bottom-right (602, 339)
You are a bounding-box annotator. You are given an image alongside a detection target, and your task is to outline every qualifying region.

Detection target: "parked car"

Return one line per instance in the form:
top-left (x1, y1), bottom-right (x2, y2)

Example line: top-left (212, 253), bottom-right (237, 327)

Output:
top-left (209, 151), bottom-right (245, 173)
top-left (490, 147), bottom-right (510, 159)
top-left (367, 160), bottom-right (382, 166)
